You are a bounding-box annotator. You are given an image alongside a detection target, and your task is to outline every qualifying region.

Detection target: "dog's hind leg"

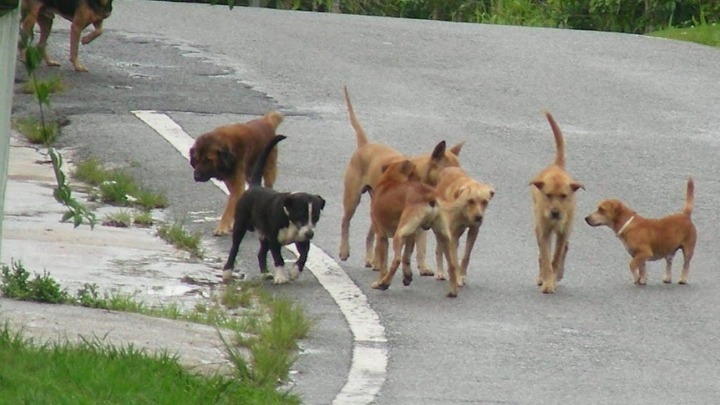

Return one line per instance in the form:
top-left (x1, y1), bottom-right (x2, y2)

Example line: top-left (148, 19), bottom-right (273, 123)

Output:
top-left (257, 239), bottom-right (270, 274)
top-left (400, 235), bottom-right (416, 286)
top-left (290, 240), bottom-right (311, 280)
top-left (69, 17), bottom-right (89, 72)
top-left (414, 230), bottom-right (434, 276)
top-left (36, 13), bottom-right (60, 67)
top-left (364, 224), bottom-right (377, 269)
top-left (371, 234), bottom-right (390, 290)
top-left (261, 146), bottom-right (278, 188)
top-left (679, 245), bottom-right (694, 285)
top-left (340, 171), bottom-right (364, 261)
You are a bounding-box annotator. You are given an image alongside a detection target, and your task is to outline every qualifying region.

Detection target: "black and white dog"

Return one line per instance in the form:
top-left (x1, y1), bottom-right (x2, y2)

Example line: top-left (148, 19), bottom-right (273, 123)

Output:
top-left (223, 135), bottom-right (325, 283)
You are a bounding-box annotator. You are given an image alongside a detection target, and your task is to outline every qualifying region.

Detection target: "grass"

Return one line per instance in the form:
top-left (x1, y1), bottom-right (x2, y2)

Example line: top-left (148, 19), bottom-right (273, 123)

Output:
top-left (73, 158), bottom-right (168, 210)
top-left (22, 75), bottom-right (65, 95)
top-left (103, 209), bottom-right (154, 228)
top-left (13, 116), bottom-right (59, 145)
top-left (649, 23), bottom-right (720, 48)
top-left (157, 220), bottom-right (204, 258)
top-left (0, 262), bottom-right (310, 403)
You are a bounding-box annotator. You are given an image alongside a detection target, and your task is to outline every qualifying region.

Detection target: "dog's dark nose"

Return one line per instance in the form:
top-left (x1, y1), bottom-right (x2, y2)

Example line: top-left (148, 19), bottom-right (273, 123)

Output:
top-left (194, 172), bottom-right (209, 182)
top-left (550, 210), bottom-right (561, 220)
top-left (305, 230), bottom-right (314, 239)
top-left (474, 214), bottom-right (483, 224)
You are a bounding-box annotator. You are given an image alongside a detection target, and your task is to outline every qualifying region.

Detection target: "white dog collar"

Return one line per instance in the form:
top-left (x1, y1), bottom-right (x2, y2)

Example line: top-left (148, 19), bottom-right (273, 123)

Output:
top-left (616, 216), bottom-right (635, 237)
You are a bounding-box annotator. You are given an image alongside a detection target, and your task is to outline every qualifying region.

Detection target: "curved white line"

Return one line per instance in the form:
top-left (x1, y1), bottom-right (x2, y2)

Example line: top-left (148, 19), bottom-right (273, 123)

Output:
top-left (132, 110), bottom-right (387, 404)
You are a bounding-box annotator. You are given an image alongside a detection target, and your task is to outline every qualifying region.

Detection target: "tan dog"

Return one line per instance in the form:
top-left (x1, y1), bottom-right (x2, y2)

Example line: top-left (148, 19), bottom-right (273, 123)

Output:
top-left (338, 86), bottom-right (464, 269)
top-left (369, 160), bottom-right (461, 297)
top-left (529, 112), bottom-right (584, 294)
top-left (433, 167), bottom-right (495, 286)
top-left (189, 111), bottom-right (284, 236)
top-left (585, 178), bottom-right (696, 285)
top-left (19, 0), bottom-right (113, 72)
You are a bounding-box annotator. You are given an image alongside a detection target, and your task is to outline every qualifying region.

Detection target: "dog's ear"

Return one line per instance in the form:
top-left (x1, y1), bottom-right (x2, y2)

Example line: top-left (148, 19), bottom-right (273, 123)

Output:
top-left (189, 146), bottom-right (197, 167)
top-left (530, 180), bottom-right (544, 190)
top-left (316, 196), bottom-right (326, 210)
top-left (431, 141), bottom-right (447, 160)
top-left (450, 141), bottom-right (465, 156)
top-left (282, 196), bottom-right (296, 215)
top-left (217, 148), bottom-right (236, 174)
top-left (400, 160), bottom-right (415, 175)
top-left (453, 187), bottom-right (466, 200)
top-left (380, 164), bottom-right (390, 173)
top-left (571, 182), bottom-right (585, 192)
top-left (489, 188), bottom-right (496, 199)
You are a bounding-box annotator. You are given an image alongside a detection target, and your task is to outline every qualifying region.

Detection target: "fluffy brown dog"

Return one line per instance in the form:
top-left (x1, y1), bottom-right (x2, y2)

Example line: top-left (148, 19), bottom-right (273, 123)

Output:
top-left (19, 0), bottom-right (113, 72)
top-left (370, 160), bottom-right (461, 298)
top-left (339, 86), bottom-right (464, 268)
top-left (529, 112), bottom-right (584, 294)
top-left (433, 167), bottom-right (495, 286)
top-left (585, 178), bottom-right (696, 285)
top-left (190, 111), bottom-right (284, 236)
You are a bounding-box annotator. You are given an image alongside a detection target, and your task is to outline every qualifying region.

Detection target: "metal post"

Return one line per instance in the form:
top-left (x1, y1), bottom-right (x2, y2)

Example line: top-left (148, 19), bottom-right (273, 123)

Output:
top-left (0, 2), bottom-right (21, 259)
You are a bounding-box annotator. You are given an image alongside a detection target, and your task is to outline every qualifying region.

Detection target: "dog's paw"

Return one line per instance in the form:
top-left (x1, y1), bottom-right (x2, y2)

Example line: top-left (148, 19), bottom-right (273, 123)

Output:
top-left (435, 271), bottom-right (448, 281)
top-left (289, 265), bottom-right (301, 281)
top-left (273, 267), bottom-right (290, 284)
top-left (402, 274), bottom-right (413, 286)
top-left (371, 280), bottom-right (389, 290)
top-left (418, 267), bottom-right (435, 277)
top-left (212, 226), bottom-right (230, 236)
top-left (222, 269), bottom-right (234, 283)
top-left (457, 276), bottom-right (466, 287)
top-left (446, 287), bottom-right (458, 298)
top-left (540, 282), bottom-right (556, 294)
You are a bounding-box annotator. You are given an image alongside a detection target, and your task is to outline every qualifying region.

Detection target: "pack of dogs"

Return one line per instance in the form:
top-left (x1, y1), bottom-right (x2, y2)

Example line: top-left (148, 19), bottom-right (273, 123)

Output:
top-left (16, 11), bottom-right (696, 297)
top-left (188, 85), bottom-right (697, 298)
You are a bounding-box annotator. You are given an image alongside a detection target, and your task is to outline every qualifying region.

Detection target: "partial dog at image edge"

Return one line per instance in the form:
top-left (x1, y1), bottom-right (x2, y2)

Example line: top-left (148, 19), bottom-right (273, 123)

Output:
top-left (189, 111), bottom-right (284, 236)
top-left (222, 135), bottom-right (326, 284)
top-left (19, 0), bottom-right (114, 72)
top-left (369, 159), bottom-right (461, 298)
top-left (529, 112), bottom-right (584, 294)
top-left (433, 166), bottom-right (495, 286)
top-left (585, 178), bottom-right (696, 286)
top-left (338, 85), bottom-right (464, 273)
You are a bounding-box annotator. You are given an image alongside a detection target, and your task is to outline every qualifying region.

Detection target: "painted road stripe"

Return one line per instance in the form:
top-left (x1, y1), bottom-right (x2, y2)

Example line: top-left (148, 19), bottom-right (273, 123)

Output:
top-left (133, 110), bottom-right (387, 404)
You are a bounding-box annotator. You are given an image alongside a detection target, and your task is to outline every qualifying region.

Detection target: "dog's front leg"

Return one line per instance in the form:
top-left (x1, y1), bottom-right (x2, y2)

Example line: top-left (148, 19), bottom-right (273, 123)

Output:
top-left (414, 230), bottom-right (434, 276)
top-left (535, 227), bottom-right (555, 293)
top-left (435, 232), bottom-right (459, 298)
top-left (628, 250), bottom-right (650, 285)
top-left (257, 239), bottom-right (270, 274)
top-left (269, 241), bottom-right (289, 284)
top-left (81, 21), bottom-right (103, 45)
top-left (69, 19), bottom-right (89, 72)
top-left (552, 233), bottom-right (570, 283)
top-left (215, 179), bottom-right (244, 236)
top-left (290, 240), bottom-right (311, 280)
top-left (400, 235), bottom-right (416, 286)
top-left (222, 224), bottom-right (249, 282)
top-left (459, 226), bottom-right (479, 287)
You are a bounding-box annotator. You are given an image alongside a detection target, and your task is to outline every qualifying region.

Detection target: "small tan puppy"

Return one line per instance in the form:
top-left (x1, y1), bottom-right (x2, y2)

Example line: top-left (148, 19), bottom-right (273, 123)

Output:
top-left (370, 160), bottom-right (461, 298)
top-left (529, 112), bottom-right (584, 294)
top-left (339, 86), bottom-right (464, 267)
top-left (433, 167), bottom-right (495, 286)
top-left (585, 178), bottom-right (696, 285)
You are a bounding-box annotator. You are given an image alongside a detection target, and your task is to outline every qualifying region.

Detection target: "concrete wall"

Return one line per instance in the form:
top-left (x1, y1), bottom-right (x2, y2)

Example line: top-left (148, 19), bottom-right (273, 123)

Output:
top-left (0, 6), bottom-right (20, 258)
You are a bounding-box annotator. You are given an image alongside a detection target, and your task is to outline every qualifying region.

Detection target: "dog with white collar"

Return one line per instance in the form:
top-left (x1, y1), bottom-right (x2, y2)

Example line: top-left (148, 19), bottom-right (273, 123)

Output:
top-left (585, 178), bottom-right (696, 285)
top-left (222, 135), bottom-right (325, 283)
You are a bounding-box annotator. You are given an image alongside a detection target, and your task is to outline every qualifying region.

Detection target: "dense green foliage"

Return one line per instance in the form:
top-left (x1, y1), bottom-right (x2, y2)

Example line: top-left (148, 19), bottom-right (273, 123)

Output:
top-left (160, 0), bottom-right (719, 33)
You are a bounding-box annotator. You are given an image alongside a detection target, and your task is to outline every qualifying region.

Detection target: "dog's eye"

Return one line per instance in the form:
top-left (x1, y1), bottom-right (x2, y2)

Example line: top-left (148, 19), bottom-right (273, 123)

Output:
top-left (481, 200), bottom-right (488, 207)
top-left (559, 193), bottom-right (567, 200)
top-left (468, 199), bottom-right (475, 205)
top-left (598, 207), bottom-right (605, 214)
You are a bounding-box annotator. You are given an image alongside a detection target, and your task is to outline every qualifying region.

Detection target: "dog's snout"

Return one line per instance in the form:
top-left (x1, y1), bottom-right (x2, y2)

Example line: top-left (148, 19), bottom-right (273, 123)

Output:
top-left (194, 171), bottom-right (210, 182)
top-left (550, 210), bottom-right (561, 220)
top-left (474, 214), bottom-right (483, 223)
top-left (305, 229), bottom-right (314, 239)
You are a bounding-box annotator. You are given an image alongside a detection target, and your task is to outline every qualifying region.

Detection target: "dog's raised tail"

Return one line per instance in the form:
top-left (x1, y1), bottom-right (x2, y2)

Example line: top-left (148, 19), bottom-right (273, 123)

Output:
top-left (344, 86), bottom-right (369, 148)
top-left (683, 177), bottom-right (694, 216)
top-left (545, 111), bottom-right (565, 168)
top-left (249, 135), bottom-right (287, 187)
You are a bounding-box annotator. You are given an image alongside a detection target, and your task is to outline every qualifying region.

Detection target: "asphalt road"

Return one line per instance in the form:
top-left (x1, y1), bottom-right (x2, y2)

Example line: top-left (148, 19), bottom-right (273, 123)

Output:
top-left (11, 1), bottom-right (720, 403)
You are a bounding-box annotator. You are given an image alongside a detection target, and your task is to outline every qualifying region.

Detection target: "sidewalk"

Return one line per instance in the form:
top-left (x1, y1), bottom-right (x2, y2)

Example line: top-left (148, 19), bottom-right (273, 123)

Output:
top-left (0, 132), bottom-right (235, 375)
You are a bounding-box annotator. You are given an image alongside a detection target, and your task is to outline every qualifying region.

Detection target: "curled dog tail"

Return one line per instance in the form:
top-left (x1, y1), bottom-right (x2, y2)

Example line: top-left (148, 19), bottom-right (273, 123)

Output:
top-left (249, 135), bottom-right (287, 187)
top-left (344, 85), bottom-right (369, 148)
top-left (264, 111), bottom-right (284, 130)
top-left (545, 111), bottom-right (565, 168)
top-left (683, 177), bottom-right (694, 216)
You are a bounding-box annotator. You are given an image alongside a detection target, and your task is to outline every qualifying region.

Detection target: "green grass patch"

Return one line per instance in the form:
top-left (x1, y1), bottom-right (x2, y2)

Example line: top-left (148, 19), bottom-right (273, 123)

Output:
top-left (0, 324), bottom-right (297, 404)
top-left (649, 23), bottom-right (720, 48)
top-left (157, 220), bottom-right (204, 258)
top-left (13, 116), bottom-right (59, 145)
top-left (1, 261), bottom-right (71, 304)
top-left (73, 158), bottom-right (168, 210)
top-left (22, 75), bottom-right (65, 95)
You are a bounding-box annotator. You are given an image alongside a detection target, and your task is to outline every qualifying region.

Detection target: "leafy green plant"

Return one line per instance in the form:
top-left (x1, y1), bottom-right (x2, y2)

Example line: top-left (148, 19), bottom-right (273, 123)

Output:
top-left (13, 116), bottom-right (59, 144)
top-left (22, 75), bottom-right (64, 95)
top-left (21, 43), bottom-right (95, 228)
top-left (0, 261), bottom-right (70, 304)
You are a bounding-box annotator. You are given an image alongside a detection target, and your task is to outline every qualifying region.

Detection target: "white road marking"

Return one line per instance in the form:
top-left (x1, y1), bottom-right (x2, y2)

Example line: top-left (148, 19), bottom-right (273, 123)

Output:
top-left (132, 110), bottom-right (387, 404)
